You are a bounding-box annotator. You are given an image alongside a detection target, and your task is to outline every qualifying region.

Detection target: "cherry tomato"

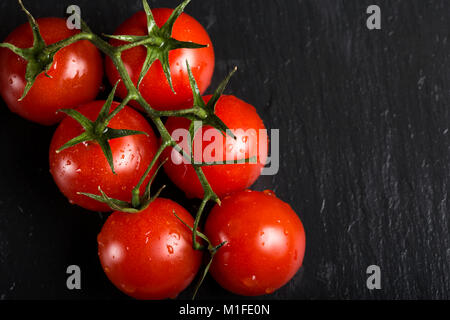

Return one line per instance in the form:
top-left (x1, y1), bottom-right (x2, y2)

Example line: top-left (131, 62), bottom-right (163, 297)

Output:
top-left (49, 101), bottom-right (159, 212)
top-left (105, 8), bottom-right (214, 111)
top-left (0, 18), bottom-right (103, 125)
top-left (97, 198), bottom-right (202, 300)
top-left (204, 190), bottom-right (306, 296)
top-left (162, 95), bottom-right (268, 199)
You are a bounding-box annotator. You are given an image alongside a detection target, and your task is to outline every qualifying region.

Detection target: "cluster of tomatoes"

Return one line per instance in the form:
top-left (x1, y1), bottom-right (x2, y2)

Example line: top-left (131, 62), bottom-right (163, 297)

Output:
top-left (0, 0), bottom-right (306, 300)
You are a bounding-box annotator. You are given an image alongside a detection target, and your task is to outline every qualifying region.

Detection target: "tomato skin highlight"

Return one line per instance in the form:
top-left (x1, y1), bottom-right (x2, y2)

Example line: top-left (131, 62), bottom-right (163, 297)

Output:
top-left (162, 95), bottom-right (268, 199)
top-left (97, 198), bottom-right (203, 300)
top-left (49, 101), bottom-right (159, 212)
top-left (105, 8), bottom-right (215, 111)
top-left (0, 18), bottom-right (103, 125)
top-left (205, 190), bottom-right (306, 296)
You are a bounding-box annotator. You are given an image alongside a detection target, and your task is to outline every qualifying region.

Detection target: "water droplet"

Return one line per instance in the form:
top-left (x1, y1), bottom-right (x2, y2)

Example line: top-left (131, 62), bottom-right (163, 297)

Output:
top-left (167, 245), bottom-right (174, 254)
top-left (242, 136), bottom-right (248, 143)
top-left (263, 190), bottom-right (275, 196)
top-left (284, 229), bottom-right (289, 236)
top-left (66, 160), bottom-right (72, 166)
top-left (227, 144), bottom-right (233, 152)
top-left (171, 232), bottom-right (180, 240)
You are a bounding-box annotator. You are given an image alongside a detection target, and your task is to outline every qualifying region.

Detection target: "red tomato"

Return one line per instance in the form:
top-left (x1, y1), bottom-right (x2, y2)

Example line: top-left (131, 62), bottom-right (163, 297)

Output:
top-left (105, 9), bottom-right (214, 111)
top-left (0, 18), bottom-right (103, 125)
top-left (49, 101), bottom-right (159, 212)
top-left (162, 95), bottom-right (268, 199)
top-left (205, 190), bottom-right (306, 296)
top-left (97, 198), bottom-right (202, 300)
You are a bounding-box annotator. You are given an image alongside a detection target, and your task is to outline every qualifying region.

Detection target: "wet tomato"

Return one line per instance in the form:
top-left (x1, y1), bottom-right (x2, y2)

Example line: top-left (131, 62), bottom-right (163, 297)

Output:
top-left (105, 8), bottom-right (214, 111)
top-left (162, 95), bottom-right (268, 198)
top-left (0, 18), bottom-right (103, 125)
top-left (97, 198), bottom-right (203, 300)
top-left (49, 100), bottom-right (159, 212)
top-left (205, 190), bottom-right (306, 296)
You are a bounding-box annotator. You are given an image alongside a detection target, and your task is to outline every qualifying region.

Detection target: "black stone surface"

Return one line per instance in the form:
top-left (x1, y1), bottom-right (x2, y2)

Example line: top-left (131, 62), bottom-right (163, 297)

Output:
top-left (0, 0), bottom-right (449, 300)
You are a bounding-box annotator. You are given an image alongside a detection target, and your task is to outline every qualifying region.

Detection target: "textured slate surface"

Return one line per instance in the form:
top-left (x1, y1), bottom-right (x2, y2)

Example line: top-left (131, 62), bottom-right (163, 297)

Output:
top-left (0, 0), bottom-right (449, 300)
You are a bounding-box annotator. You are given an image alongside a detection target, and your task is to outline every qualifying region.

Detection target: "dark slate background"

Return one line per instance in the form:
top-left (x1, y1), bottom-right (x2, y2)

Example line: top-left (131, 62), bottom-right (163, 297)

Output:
top-left (0, 0), bottom-right (449, 300)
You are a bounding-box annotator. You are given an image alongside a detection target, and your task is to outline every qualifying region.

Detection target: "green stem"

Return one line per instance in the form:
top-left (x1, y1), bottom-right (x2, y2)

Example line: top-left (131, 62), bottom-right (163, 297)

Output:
top-left (191, 196), bottom-right (209, 250)
top-left (131, 141), bottom-right (169, 208)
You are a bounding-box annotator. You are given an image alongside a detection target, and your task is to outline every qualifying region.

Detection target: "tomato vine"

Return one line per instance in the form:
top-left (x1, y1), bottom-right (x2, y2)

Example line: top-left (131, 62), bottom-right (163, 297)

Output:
top-left (1, 0), bottom-right (244, 298)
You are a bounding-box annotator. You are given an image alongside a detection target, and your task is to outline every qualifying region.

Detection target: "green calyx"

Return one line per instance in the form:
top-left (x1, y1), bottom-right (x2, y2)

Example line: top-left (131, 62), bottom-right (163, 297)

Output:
top-left (184, 60), bottom-right (237, 140)
top-left (105, 0), bottom-right (207, 93)
top-left (56, 82), bottom-right (148, 175)
top-left (0, 0), bottom-right (58, 100)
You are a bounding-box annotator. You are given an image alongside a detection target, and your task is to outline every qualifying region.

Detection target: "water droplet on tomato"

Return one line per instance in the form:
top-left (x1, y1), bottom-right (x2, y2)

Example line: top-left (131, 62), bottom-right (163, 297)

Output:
top-left (171, 232), bottom-right (180, 240)
top-left (167, 245), bottom-right (174, 254)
